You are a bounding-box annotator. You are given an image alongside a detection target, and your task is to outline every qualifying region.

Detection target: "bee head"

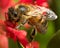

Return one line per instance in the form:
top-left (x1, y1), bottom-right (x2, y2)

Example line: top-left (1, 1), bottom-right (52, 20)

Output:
top-left (8, 7), bottom-right (20, 22)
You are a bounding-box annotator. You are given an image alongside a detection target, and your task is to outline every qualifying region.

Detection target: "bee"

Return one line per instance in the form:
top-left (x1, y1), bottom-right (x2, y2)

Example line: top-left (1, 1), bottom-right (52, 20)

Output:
top-left (16, 4), bottom-right (58, 41)
top-left (6, 4), bottom-right (58, 41)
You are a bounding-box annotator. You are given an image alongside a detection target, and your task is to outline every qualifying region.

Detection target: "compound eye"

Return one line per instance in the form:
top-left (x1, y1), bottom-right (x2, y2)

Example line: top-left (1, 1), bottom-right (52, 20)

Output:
top-left (8, 7), bottom-right (14, 14)
top-left (18, 5), bottom-right (28, 14)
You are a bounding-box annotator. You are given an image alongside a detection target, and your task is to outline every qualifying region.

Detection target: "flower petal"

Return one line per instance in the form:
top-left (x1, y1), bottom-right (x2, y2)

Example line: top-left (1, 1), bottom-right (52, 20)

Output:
top-left (26, 41), bottom-right (39, 48)
top-left (18, 0), bottom-right (33, 4)
top-left (35, 0), bottom-right (49, 8)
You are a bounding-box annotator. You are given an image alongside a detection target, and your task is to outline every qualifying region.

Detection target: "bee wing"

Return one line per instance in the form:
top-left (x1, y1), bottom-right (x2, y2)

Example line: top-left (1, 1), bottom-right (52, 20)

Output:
top-left (27, 5), bottom-right (58, 20)
top-left (27, 10), bottom-right (41, 16)
top-left (27, 6), bottom-right (42, 16)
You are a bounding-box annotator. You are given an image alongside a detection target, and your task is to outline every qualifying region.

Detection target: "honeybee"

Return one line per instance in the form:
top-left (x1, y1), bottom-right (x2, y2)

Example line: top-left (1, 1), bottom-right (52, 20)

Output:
top-left (6, 4), bottom-right (58, 41)
top-left (16, 4), bottom-right (57, 31)
top-left (17, 4), bottom-right (58, 41)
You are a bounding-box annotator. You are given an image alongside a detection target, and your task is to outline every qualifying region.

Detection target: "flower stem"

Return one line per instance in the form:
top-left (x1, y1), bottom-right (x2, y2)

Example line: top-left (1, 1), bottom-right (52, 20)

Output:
top-left (17, 39), bottom-right (23, 48)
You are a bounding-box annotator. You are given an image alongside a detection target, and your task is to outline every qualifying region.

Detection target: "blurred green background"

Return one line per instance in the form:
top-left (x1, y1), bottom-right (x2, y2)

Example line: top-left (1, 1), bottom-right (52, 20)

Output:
top-left (9, 0), bottom-right (60, 48)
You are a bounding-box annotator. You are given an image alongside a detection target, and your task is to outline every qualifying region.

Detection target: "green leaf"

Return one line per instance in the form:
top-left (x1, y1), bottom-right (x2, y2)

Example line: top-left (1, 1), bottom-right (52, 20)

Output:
top-left (47, 30), bottom-right (60, 48)
top-left (49, 0), bottom-right (60, 31)
top-left (8, 38), bottom-right (23, 48)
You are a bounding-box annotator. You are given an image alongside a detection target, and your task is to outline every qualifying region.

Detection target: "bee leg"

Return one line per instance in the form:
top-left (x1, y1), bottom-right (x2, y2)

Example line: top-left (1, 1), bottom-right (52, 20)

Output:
top-left (29, 27), bottom-right (37, 42)
top-left (16, 23), bottom-right (23, 29)
top-left (22, 19), bottom-right (27, 25)
top-left (16, 20), bottom-right (28, 29)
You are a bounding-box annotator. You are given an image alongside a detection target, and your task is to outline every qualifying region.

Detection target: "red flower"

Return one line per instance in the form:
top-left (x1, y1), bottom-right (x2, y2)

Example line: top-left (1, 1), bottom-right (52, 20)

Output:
top-left (5, 21), bottom-right (40, 48)
top-left (4, 20), bottom-right (17, 28)
top-left (26, 41), bottom-right (39, 48)
top-left (35, 0), bottom-right (49, 8)
top-left (17, 0), bottom-right (49, 7)
top-left (5, 26), bottom-right (29, 47)
top-left (18, 0), bottom-right (33, 4)
top-left (0, 19), bottom-right (29, 47)
top-left (0, 0), bottom-right (15, 15)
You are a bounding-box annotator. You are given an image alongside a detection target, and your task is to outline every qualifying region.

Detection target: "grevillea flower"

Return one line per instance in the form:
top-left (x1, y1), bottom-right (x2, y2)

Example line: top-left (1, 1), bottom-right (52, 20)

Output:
top-left (4, 16), bottom-right (29, 47)
top-left (5, 26), bottom-right (27, 41)
top-left (5, 23), bottom-right (39, 48)
top-left (0, 19), bottom-right (28, 47)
